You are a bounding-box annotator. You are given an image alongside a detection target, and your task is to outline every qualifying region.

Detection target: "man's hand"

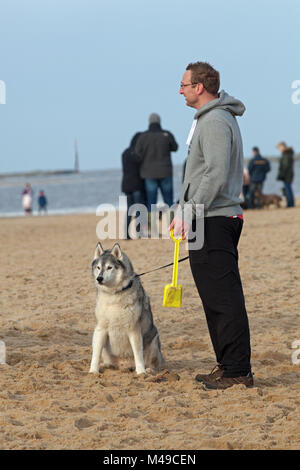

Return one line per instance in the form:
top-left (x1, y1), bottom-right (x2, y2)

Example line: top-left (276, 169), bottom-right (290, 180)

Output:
top-left (169, 215), bottom-right (191, 240)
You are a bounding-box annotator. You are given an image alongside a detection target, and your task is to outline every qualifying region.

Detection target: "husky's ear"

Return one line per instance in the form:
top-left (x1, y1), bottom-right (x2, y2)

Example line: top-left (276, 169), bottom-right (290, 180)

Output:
top-left (111, 243), bottom-right (122, 260)
top-left (93, 242), bottom-right (104, 260)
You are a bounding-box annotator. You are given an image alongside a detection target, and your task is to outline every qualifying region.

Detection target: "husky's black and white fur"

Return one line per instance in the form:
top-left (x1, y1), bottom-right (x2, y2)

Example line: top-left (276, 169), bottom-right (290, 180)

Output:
top-left (89, 243), bottom-right (164, 375)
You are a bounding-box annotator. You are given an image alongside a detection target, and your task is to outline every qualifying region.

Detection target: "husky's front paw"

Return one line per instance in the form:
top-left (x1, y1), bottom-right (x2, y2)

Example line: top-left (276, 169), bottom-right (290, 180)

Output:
top-left (136, 368), bottom-right (146, 375)
top-left (89, 367), bottom-right (100, 374)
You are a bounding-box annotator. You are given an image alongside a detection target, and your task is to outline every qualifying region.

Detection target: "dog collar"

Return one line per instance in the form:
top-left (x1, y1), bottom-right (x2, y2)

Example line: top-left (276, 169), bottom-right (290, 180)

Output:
top-left (118, 279), bottom-right (134, 293)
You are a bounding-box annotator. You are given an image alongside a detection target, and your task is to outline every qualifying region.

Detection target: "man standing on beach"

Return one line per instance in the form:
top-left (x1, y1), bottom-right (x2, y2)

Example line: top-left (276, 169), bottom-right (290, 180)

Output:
top-left (276, 141), bottom-right (295, 208)
top-left (170, 62), bottom-right (253, 390)
top-left (247, 147), bottom-right (271, 208)
top-left (135, 113), bottom-right (178, 211)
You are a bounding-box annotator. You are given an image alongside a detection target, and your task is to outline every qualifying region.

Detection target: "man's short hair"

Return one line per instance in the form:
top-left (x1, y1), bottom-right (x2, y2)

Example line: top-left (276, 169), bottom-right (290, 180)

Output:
top-left (252, 146), bottom-right (259, 153)
top-left (149, 113), bottom-right (161, 125)
top-left (186, 62), bottom-right (220, 95)
top-left (277, 141), bottom-right (287, 149)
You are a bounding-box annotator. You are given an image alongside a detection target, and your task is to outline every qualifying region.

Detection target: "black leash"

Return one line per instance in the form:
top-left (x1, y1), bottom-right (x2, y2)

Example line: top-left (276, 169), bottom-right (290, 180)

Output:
top-left (135, 256), bottom-right (189, 278)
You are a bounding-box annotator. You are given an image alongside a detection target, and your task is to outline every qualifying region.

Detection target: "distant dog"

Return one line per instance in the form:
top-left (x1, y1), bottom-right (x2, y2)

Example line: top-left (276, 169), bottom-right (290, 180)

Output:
top-left (89, 242), bottom-right (164, 375)
top-left (254, 190), bottom-right (282, 208)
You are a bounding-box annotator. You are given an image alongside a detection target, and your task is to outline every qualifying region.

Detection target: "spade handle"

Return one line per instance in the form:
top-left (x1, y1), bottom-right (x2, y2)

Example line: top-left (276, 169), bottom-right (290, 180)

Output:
top-left (170, 230), bottom-right (182, 287)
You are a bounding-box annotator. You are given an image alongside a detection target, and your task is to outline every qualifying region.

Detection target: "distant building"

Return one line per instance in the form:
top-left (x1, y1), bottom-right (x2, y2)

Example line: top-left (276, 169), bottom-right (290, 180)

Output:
top-left (74, 138), bottom-right (79, 173)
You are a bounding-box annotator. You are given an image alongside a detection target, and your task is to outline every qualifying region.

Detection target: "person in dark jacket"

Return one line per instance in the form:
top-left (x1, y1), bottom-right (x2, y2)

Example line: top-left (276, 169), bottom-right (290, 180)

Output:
top-left (135, 113), bottom-right (178, 211)
top-left (121, 133), bottom-right (147, 239)
top-left (38, 190), bottom-right (48, 215)
top-left (248, 147), bottom-right (271, 208)
top-left (276, 141), bottom-right (295, 207)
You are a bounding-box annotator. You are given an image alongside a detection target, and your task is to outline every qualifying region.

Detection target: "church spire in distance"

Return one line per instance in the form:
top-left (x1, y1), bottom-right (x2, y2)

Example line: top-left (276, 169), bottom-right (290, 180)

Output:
top-left (74, 138), bottom-right (79, 173)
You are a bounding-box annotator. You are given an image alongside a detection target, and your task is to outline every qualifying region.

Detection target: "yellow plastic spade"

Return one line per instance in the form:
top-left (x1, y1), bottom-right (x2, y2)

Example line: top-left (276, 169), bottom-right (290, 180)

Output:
top-left (163, 230), bottom-right (182, 308)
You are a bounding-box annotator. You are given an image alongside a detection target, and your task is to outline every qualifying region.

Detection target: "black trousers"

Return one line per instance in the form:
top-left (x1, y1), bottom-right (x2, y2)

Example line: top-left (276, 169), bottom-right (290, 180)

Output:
top-left (188, 216), bottom-right (251, 377)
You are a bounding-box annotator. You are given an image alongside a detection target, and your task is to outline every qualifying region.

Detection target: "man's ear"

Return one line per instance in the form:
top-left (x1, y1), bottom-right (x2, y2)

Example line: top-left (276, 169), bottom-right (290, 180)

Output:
top-left (196, 82), bottom-right (205, 95)
top-left (93, 242), bottom-right (104, 261)
top-left (111, 243), bottom-right (122, 260)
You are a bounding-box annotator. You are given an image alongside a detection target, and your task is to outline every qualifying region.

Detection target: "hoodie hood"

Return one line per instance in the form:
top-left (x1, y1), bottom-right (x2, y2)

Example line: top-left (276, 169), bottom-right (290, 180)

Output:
top-left (194, 90), bottom-right (246, 119)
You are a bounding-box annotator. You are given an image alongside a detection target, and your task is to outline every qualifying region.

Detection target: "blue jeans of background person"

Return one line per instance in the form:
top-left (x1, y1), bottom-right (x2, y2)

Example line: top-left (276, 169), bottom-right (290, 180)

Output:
top-left (248, 182), bottom-right (263, 209)
top-left (283, 182), bottom-right (295, 207)
top-left (144, 177), bottom-right (173, 211)
top-left (126, 190), bottom-right (146, 239)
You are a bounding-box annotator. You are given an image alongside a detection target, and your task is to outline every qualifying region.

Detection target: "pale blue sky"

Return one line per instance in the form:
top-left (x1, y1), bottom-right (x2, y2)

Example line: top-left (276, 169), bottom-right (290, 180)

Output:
top-left (1, 0), bottom-right (299, 173)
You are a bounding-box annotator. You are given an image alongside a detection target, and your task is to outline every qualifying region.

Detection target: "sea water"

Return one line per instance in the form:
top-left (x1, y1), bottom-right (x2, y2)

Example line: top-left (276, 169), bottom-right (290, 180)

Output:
top-left (0, 162), bottom-right (299, 217)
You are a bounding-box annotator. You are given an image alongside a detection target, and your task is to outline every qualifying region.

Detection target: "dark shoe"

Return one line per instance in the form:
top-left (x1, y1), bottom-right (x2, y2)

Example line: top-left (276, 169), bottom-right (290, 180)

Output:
top-left (195, 364), bottom-right (224, 383)
top-left (201, 372), bottom-right (254, 390)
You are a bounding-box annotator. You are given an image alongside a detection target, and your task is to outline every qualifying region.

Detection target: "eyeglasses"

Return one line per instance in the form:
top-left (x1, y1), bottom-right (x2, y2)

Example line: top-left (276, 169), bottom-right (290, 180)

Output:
top-left (180, 82), bottom-right (197, 89)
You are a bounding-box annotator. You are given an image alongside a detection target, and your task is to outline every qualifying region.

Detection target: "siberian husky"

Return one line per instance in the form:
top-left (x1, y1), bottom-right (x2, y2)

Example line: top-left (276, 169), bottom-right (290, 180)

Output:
top-left (89, 243), bottom-right (164, 375)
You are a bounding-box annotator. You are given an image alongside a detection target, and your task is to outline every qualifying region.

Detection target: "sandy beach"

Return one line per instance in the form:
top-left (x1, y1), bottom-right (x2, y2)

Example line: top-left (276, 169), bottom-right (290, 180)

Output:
top-left (0, 202), bottom-right (300, 450)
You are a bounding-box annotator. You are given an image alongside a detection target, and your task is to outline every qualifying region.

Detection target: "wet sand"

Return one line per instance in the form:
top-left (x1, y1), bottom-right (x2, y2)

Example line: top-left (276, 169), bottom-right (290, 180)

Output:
top-left (0, 201), bottom-right (300, 450)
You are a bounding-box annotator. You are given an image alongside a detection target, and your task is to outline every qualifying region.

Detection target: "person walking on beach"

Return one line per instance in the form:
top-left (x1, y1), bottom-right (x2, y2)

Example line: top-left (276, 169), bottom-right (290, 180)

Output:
top-left (121, 133), bottom-right (147, 239)
top-left (38, 190), bottom-right (48, 215)
top-left (22, 183), bottom-right (33, 215)
top-left (170, 61), bottom-right (253, 390)
top-left (276, 141), bottom-right (295, 208)
top-left (135, 113), bottom-right (178, 212)
top-left (247, 147), bottom-right (270, 208)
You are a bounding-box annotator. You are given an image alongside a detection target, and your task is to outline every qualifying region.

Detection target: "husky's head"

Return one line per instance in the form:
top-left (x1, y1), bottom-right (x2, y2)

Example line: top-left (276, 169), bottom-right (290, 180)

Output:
top-left (92, 242), bottom-right (134, 292)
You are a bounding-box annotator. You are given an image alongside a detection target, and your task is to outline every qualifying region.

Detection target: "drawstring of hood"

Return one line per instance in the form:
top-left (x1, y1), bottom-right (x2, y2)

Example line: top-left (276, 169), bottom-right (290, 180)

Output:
top-left (194, 90), bottom-right (246, 119)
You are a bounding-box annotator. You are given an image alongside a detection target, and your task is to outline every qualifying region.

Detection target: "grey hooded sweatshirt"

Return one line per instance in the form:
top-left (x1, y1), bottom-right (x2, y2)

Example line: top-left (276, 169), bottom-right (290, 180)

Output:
top-left (178, 90), bottom-right (245, 218)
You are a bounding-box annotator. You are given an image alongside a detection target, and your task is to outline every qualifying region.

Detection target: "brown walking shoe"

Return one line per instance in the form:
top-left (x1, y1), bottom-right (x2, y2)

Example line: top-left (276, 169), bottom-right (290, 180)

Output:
top-left (195, 364), bottom-right (224, 383)
top-left (201, 372), bottom-right (254, 390)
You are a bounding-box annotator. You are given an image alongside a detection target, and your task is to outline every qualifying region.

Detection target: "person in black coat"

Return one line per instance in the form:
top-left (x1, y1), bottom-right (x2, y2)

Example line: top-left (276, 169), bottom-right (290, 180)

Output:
top-left (276, 141), bottom-right (295, 207)
top-left (135, 114), bottom-right (178, 211)
top-left (121, 133), bottom-right (147, 239)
